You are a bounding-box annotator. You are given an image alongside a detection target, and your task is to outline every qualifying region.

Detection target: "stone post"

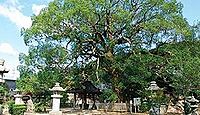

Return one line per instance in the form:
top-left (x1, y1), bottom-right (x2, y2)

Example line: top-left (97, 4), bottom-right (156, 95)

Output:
top-left (52, 95), bottom-right (62, 112)
top-left (49, 83), bottom-right (65, 115)
top-left (13, 89), bottom-right (24, 105)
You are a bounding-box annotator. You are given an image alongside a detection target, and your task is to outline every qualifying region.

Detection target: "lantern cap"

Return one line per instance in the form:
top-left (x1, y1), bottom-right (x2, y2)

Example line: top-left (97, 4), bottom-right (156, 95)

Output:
top-left (49, 83), bottom-right (65, 92)
top-left (147, 81), bottom-right (160, 91)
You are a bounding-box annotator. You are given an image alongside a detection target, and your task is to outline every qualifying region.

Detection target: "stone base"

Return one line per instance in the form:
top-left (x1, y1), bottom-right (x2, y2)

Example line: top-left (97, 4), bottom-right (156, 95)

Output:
top-left (24, 112), bottom-right (35, 115)
top-left (49, 111), bottom-right (62, 115)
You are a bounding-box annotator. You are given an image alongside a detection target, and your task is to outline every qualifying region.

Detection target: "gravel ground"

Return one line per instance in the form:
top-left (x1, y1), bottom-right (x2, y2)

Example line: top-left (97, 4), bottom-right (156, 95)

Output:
top-left (35, 107), bottom-right (200, 115)
top-left (36, 110), bottom-right (147, 115)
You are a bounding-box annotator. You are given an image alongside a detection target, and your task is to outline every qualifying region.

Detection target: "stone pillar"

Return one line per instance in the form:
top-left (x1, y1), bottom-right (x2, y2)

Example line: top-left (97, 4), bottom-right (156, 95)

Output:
top-left (14, 89), bottom-right (24, 105)
top-left (52, 95), bottom-right (62, 111)
top-left (14, 94), bottom-right (24, 105)
top-left (130, 100), bottom-right (133, 113)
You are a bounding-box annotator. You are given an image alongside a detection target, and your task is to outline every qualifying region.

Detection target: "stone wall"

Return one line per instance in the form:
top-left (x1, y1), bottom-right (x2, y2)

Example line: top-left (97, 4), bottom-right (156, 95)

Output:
top-left (96, 103), bottom-right (127, 112)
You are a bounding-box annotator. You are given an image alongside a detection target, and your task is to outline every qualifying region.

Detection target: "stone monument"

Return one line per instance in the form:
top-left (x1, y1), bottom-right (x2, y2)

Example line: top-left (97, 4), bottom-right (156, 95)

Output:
top-left (13, 89), bottom-right (24, 105)
top-left (49, 83), bottom-right (65, 115)
top-left (0, 59), bottom-right (9, 83)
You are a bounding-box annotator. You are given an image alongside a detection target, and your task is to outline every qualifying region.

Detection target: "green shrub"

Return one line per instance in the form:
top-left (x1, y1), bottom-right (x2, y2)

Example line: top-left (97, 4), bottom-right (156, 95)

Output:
top-left (99, 89), bottom-right (118, 102)
top-left (140, 102), bottom-right (151, 112)
top-left (7, 100), bottom-right (15, 114)
top-left (12, 104), bottom-right (27, 115)
top-left (60, 92), bottom-right (70, 108)
top-left (34, 102), bottom-right (47, 112)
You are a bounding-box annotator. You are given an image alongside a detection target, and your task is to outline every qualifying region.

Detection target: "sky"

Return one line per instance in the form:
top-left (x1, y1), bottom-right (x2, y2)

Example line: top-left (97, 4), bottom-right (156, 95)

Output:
top-left (0, 0), bottom-right (200, 80)
top-left (0, 0), bottom-right (53, 79)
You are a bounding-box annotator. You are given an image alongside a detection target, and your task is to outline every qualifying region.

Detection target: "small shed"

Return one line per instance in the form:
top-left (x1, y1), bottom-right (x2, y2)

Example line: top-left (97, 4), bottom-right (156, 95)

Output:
top-left (67, 81), bottom-right (101, 109)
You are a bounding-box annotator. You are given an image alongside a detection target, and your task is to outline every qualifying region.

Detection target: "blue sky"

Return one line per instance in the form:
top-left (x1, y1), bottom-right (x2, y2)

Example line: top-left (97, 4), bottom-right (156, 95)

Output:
top-left (180, 0), bottom-right (200, 24)
top-left (0, 0), bottom-right (53, 79)
top-left (0, 0), bottom-right (199, 79)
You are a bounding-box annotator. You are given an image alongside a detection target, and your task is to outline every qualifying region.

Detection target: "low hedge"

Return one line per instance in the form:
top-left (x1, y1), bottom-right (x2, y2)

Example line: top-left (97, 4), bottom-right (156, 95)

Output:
top-left (11, 104), bottom-right (27, 115)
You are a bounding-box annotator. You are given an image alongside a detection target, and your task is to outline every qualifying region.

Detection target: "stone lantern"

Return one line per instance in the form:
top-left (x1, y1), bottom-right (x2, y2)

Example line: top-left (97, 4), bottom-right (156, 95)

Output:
top-left (147, 81), bottom-right (160, 91)
top-left (49, 83), bottom-right (65, 115)
top-left (0, 59), bottom-right (9, 83)
top-left (13, 89), bottom-right (24, 105)
top-left (147, 81), bottom-right (162, 115)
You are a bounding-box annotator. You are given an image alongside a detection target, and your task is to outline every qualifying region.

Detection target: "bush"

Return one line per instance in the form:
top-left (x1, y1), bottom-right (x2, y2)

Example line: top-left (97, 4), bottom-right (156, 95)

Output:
top-left (99, 89), bottom-right (118, 102)
top-left (7, 100), bottom-right (15, 114)
top-left (12, 104), bottom-right (27, 115)
top-left (140, 102), bottom-right (151, 112)
top-left (34, 102), bottom-right (47, 112)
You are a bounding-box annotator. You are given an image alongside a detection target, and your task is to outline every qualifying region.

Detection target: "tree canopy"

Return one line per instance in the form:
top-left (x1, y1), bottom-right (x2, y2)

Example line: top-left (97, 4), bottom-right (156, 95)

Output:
top-left (17, 0), bottom-right (200, 103)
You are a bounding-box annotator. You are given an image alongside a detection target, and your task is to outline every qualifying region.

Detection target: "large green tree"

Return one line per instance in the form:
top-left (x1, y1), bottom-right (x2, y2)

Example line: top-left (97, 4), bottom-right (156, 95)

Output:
top-left (18, 0), bottom-right (192, 101)
top-left (156, 40), bottom-right (200, 98)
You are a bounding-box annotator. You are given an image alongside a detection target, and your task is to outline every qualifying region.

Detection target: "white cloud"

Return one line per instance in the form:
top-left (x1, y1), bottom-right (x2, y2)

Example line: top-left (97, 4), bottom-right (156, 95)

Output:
top-left (0, 0), bottom-right (32, 28)
top-left (32, 4), bottom-right (46, 15)
top-left (0, 43), bottom-right (19, 56)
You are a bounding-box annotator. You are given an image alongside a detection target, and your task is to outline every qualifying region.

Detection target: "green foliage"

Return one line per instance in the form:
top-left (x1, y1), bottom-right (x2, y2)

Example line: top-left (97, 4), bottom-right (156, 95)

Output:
top-left (0, 84), bottom-right (9, 95)
top-left (16, 75), bottom-right (37, 93)
top-left (0, 85), bottom-right (7, 94)
top-left (99, 89), bottom-right (118, 102)
top-left (156, 41), bottom-right (200, 96)
top-left (140, 101), bottom-right (151, 113)
top-left (34, 102), bottom-right (47, 112)
top-left (11, 104), bottom-right (26, 115)
top-left (33, 94), bottom-right (51, 112)
top-left (0, 84), bottom-right (9, 104)
top-left (194, 90), bottom-right (200, 100)
top-left (7, 101), bottom-right (26, 115)
top-left (7, 100), bottom-right (15, 114)
top-left (60, 92), bottom-right (70, 108)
